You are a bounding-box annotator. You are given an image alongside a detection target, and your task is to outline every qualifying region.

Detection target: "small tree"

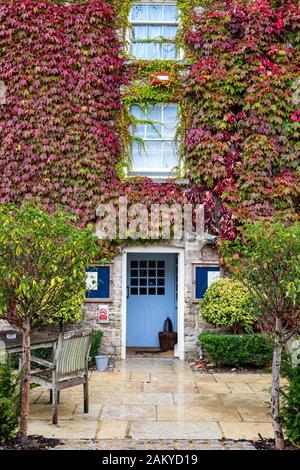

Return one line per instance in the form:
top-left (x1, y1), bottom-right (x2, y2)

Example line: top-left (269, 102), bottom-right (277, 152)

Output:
top-left (221, 220), bottom-right (300, 450)
top-left (0, 204), bottom-right (99, 441)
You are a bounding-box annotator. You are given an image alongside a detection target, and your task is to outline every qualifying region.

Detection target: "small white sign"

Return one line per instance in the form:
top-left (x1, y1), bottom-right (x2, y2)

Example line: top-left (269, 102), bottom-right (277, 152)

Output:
top-left (207, 271), bottom-right (220, 287)
top-left (86, 272), bottom-right (98, 291)
top-left (99, 305), bottom-right (109, 323)
top-left (157, 74), bottom-right (169, 81)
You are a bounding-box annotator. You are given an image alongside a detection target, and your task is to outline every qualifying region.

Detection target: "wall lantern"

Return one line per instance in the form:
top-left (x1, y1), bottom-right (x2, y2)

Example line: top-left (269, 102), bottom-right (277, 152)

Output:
top-left (151, 72), bottom-right (172, 86)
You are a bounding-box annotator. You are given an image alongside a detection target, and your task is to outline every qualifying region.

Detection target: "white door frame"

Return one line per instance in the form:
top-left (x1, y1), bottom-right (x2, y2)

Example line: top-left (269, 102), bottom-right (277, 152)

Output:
top-left (121, 246), bottom-right (185, 360)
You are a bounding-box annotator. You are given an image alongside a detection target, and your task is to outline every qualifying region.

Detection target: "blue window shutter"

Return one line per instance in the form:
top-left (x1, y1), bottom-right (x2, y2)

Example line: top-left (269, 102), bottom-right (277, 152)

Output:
top-left (86, 266), bottom-right (110, 299)
top-left (195, 267), bottom-right (220, 299)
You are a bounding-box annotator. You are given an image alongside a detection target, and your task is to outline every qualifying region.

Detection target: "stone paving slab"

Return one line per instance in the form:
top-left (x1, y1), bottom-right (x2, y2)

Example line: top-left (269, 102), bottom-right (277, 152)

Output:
top-left (219, 422), bottom-right (274, 440)
top-left (172, 393), bottom-right (222, 406)
top-left (129, 421), bottom-right (222, 440)
top-left (97, 420), bottom-right (129, 439)
top-left (28, 419), bottom-right (99, 440)
top-left (51, 438), bottom-right (256, 450)
top-left (101, 404), bottom-right (156, 421)
top-left (156, 405), bottom-right (241, 422)
top-left (197, 382), bottom-right (231, 394)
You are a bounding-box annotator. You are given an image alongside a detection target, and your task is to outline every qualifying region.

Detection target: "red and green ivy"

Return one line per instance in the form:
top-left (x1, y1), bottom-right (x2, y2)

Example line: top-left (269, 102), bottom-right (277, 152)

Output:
top-left (184, 0), bottom-right (300, 236)
top-left (0, 0), bottom-right (127, 226)
top-left (0, 0), bottom-right (299, 252)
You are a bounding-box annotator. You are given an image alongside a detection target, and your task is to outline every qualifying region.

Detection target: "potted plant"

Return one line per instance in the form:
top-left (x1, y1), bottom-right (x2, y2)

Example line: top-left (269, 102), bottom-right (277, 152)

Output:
top-left (90, 331), bottom-right (108, 371)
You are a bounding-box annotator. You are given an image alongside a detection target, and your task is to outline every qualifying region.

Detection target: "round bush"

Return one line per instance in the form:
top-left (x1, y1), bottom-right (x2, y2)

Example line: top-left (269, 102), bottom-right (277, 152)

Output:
top-left (201, 279), bottom-right (256, 331)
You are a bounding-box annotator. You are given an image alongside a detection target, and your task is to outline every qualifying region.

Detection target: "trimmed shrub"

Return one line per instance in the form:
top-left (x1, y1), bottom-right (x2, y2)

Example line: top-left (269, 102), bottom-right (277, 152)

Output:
top-left (201, 279), bottom-right (256, 332)
top-left (280, 360), bottom-right (300, 446)
top-left (89, 330), bottom-right (103, 367)
top-left (199, 332), bottom-right (273, 367)
top-left (0, 362), bottom-right (21, 442)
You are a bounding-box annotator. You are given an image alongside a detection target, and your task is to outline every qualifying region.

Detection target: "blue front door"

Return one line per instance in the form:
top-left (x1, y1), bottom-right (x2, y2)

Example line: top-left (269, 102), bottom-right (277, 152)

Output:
top-left (126, 253), bottom-right (177, 347)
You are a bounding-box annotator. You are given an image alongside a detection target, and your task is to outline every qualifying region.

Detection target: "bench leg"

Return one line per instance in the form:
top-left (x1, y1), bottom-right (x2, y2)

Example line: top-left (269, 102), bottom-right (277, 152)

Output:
top-left (50, 390), bottom-right (60, 404)
top-left (52, 388), bottom-right (58, 425)
top-left (84, 378), bottom-right (89, 414)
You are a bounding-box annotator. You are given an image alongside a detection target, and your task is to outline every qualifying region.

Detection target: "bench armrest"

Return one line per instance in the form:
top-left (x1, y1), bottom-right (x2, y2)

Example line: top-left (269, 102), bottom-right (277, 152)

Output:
top-left (30, 356), bottom-right (54, 369)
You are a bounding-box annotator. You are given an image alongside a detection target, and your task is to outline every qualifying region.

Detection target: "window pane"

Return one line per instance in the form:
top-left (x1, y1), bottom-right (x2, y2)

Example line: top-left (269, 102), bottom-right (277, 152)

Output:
top-left (131, 105), bottom-right (143, 120)
top-left (164, 105), bottom-right (178, 138)
top-left (163, 5), bottom-right (178, 22)
top-left (146, 123), bottom-right (162, 139)
top-left (164, 105), bottom-right (178, 121)
top-left (131, 5), bottom-right (147, 21)
top-left (146, 141), bottom-right (163, 168)
top-left (131, 42), bottom-right (147, 59)
top-left (163, 141), bottom-right (178, 169)
top-left (147, 42), bottom-right (161, 59)
top-left (148, 25), bottom-right (162, 40)
top-left (132, 25), bottom-right (147, 40)
top-left (131, 260), bottom-right (138, 268)
top-left (164, 122), bottom-right (176, 139)
top-left (147, 106), bottom-right (162, 122)
top-left (162, 42), bottom-right (177, 59)
top-left (162, 25), bottom-right (177, 40)
top-left (132, 141), bottom-right (145, 168)
top-left (148, 5), bottom-right (162, 21)
top-left (134, 124), bottom-right (145, 138)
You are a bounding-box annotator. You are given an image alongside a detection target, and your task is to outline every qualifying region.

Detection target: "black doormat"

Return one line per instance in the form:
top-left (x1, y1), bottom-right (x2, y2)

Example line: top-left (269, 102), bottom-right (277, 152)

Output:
top-left (135, 349), bottom-right (170, 355)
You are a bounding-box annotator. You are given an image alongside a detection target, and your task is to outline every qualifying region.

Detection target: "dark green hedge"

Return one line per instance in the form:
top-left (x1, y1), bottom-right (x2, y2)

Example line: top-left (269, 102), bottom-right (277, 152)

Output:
top-left (199, 332), bottom-right (273, 367)
top-left (280, 360), bottom-right (300, 446)
top-left (0, 362), bottom-right (21, 442)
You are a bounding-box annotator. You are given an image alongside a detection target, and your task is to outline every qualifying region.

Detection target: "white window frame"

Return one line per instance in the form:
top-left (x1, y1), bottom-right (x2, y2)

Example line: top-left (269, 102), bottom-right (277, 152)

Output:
top-left (128, 1), bottom-right (183, 61)
top-left (130, 103), bottom-right (179, 177)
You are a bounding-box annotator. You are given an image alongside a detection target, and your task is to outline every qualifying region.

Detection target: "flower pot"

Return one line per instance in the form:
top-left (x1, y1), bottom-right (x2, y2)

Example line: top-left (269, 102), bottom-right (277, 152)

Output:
top-left (168, 332), bottom-right (177, 349)
top-left (159, 332), bottom-right (178, 350)
top-left (95, 355), bottom-right (109, 371)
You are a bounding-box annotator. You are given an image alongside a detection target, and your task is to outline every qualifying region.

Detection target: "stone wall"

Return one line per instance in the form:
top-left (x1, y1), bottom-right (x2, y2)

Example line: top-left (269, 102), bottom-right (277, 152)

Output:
top-left (183, 240), bottom-right (219, 360)
top-left (83, 239), bottom-right (219, 361)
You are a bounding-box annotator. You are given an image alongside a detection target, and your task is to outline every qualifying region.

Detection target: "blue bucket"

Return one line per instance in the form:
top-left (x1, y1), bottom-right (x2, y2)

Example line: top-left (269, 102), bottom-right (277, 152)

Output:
top-left (95, 356), bottom-right (109, 371)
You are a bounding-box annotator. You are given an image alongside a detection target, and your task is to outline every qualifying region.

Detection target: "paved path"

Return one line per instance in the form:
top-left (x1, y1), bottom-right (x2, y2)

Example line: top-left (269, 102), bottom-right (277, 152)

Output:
top-left (29, 358), bottom-right (273, 443)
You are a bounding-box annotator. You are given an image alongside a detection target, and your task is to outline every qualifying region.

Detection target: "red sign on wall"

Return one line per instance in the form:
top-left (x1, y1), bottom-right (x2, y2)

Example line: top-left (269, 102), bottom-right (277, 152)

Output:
top-left (98, 305), bottom-right (109, 323)
top-left (151, 72), bottom-right (172, 86)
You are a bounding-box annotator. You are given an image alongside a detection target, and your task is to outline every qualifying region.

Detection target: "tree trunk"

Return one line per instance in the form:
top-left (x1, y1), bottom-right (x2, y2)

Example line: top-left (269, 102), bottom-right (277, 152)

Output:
top-left (19, 317), bottom-right (31, 441)
top-left (219, 254), bottom-right (225, 279)
top-left (271, 317), bottom-right (285, 450)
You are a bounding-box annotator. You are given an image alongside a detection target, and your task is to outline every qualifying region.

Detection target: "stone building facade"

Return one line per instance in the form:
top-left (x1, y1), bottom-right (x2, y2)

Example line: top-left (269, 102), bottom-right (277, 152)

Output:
top-left (83, 238), bottom-right (219, 361)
